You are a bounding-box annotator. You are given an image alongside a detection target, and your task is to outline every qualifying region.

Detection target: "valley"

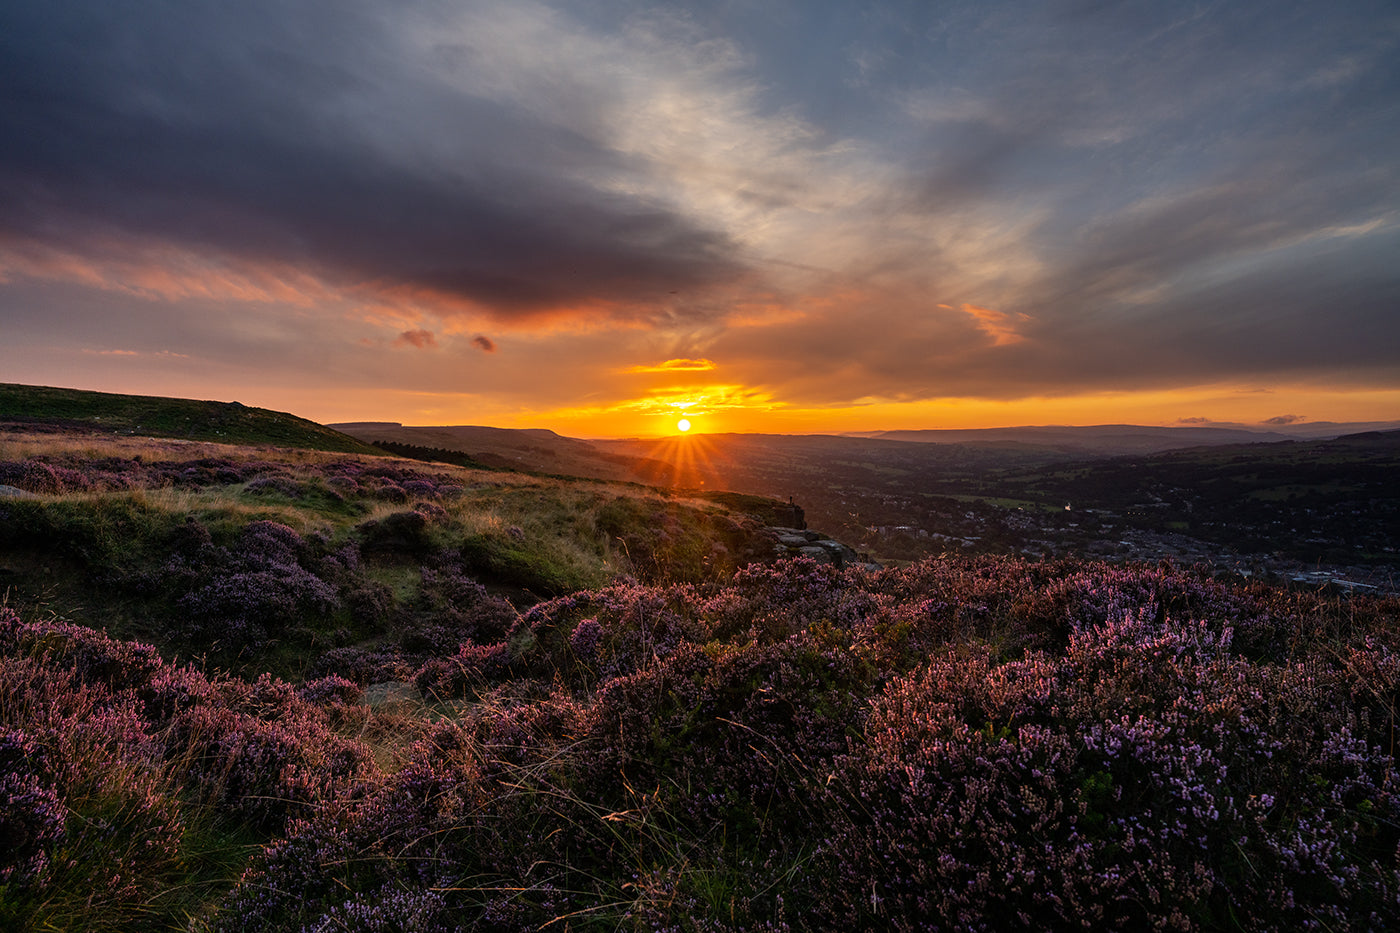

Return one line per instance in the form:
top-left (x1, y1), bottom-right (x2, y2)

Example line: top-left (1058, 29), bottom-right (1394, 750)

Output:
top-left (337, 422), bottom-right (1400, 592)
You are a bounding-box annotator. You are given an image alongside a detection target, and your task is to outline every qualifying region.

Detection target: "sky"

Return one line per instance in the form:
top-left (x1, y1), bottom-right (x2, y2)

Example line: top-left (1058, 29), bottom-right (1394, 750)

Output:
top-left (2, 0), bottom-right (1398, 437)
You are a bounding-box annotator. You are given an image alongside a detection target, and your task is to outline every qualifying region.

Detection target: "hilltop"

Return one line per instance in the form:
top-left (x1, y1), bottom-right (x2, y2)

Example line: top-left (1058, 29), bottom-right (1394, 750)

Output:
top-left (330, 420), bottom-right (669, 480)
top-left (0, 427), bottom-right (792, 678)
top-left (1, 382), bottom-right (382, 454)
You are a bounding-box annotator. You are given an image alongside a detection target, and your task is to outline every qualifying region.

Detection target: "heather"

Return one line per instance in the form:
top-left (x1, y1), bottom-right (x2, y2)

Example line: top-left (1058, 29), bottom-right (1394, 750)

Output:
top-left (3, 544), bottom-right (1399, 928)
top-left (0, 432), bottom-right (772, 675)
top-left (3, 431), bottom-right (1399, 928)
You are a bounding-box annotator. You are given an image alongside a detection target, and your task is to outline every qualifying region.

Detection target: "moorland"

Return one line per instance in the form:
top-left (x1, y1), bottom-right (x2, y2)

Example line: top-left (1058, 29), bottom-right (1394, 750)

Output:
top-left (2, 384), bottom-right (1399, 931)
top-left (342, 420), bottom-right (1400, 591)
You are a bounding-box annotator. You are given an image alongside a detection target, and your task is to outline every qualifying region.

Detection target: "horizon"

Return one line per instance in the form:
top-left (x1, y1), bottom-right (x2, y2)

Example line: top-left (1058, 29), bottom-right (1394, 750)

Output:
top-left (10, 378), bottom-right (1400, 442)
top-left (327, 413), bottom-right (1400, 442)
top-left (2, 2), bottom-right (1398, 436)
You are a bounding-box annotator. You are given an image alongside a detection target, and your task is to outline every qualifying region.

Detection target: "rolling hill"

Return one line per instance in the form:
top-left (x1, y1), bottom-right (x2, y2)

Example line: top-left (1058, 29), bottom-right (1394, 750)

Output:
top-left (1, 383), bottom-right (382, 454)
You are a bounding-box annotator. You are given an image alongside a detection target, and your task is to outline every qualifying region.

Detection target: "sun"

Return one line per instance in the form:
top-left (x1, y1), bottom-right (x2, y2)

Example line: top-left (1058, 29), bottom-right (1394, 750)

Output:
top-left (676, 418), bottom-right (691, 433)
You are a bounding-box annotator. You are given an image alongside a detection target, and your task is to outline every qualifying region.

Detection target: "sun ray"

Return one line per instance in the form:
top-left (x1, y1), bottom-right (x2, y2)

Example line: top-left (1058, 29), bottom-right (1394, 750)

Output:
top-left (634, 430), bottom-right (734, 490)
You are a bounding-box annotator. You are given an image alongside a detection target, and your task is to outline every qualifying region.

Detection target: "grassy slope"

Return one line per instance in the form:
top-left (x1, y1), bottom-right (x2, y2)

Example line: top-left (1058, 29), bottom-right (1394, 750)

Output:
top-left (0, 382), bottom-right (382, 454)
top-left (0, 427), bottom-right (782, 679)
top-left (3, 424), bottom-right (1400, 930)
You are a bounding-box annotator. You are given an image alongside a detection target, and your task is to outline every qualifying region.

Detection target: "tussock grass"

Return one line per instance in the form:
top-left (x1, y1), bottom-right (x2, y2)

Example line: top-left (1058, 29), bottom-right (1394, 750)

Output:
top-left (0, 426), bottom-right (860, 928)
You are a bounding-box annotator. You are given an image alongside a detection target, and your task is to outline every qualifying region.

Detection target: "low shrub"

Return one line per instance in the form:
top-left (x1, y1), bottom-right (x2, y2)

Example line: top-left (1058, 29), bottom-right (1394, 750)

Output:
top-left (5, 540), bottom-right (1400, 930)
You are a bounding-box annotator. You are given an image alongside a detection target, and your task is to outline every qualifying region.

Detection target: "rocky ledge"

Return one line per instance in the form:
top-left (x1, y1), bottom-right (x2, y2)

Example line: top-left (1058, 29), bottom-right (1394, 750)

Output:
top-left (769, 526), bottom-right (880, 571)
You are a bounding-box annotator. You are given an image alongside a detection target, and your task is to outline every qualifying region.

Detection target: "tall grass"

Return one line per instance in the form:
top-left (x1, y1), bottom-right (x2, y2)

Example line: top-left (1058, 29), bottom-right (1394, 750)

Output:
top-left (10, 431), bottom-right (1394, 928)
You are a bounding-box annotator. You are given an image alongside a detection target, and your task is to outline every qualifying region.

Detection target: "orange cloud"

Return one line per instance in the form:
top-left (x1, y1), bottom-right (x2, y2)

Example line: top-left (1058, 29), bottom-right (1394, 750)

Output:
top-left (0, 237), bottom-right (335, 307)
top-left (625, 358), bottom-right (717, 374)
top-left (614, 384), bottom-right (776, 416)
top-left (960, 304), bottom-right (1031, 346)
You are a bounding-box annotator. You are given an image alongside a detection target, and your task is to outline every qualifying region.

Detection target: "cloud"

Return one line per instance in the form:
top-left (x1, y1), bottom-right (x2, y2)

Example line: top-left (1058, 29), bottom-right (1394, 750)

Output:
top-left (1, 0), bottom-right (1397, 423)
top-left (625, 358), bottom-right (716, 374)
top-left (395, 329), bottom-right (437, 349)
top-left (472, 335), bottom-right (497, 353)
top-left (81, 348), bottom-right (191, 360)
top-left (0, 0), bottom-right (749, 324)
top-left (613, 384), bottom-right (776, 417)
top-left (958, 305), bottom-right (1030, 347)
top-left (1263, 414), bottom-right (1307, 425)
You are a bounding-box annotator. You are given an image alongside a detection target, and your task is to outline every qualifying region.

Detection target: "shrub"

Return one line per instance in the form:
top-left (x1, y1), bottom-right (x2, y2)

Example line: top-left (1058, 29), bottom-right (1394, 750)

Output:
top-left (0, 726), bottom-right (66, 888)
top-left (175, 521), bottom-right (341, 648)
top-left (0, 655), bottom-right (186, 931)
top-left (242, 475), bottom-right (303, 499)
top-left (357, 510), bottom-right (432, 555)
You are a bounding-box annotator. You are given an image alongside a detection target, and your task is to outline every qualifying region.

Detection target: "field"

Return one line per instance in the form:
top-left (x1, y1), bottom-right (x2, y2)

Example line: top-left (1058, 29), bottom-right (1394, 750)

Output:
top-left (2, 400), bottom-right (1399, 930)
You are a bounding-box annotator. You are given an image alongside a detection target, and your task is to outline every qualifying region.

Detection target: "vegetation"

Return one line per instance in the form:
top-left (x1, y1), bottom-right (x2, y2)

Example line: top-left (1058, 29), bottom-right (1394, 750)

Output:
top-left (0, 383), bottom-right (381, 454)
top-left (0, 430), bottom-right (772, 678)
top-left (2, 419), bottom-right (1399, 930)
top-left (367, 440), bottom-right (497, 471)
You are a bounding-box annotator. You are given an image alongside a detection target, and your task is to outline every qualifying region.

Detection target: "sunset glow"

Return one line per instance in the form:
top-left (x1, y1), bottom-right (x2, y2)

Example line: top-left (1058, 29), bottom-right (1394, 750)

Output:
top-left (676, 418), bottom-right (691, 433)
top-left (0, 1), bottom-right (1394, 437)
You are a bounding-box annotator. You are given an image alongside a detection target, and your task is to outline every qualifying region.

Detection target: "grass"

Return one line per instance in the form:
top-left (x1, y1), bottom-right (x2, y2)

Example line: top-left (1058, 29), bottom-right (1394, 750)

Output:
top-left (0, 429), bottom-right (781, 677)
top-left (0, 382), bottom-right (381, 454)
top-left (11, 418), bottom-right (1397, 929)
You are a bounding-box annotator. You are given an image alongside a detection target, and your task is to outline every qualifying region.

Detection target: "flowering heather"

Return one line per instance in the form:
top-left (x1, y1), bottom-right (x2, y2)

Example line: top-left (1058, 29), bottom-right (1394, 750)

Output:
top-left (164, 700), bottom-right (374, 831)
top-left (297, 673), bottom-right (364, 707)
top-left (5, 511), bottom-right (1400, 932)
top-left (0, 645), bottom-right (186, 928)
top-left (0, 452), bottom-right (298, 495)
top-left (242, 475), bottom-right (304, 498)
top-left (175, 520), bottom-right (341, 647)
top-left (308, 644), bottom-right (415, 685)
top-left (0, 725), bottom-right (65, 887)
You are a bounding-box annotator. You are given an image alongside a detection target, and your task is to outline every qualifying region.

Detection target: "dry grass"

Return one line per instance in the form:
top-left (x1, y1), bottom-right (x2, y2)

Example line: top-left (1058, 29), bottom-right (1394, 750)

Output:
top-left (0, 432), bottom-right (243, 463)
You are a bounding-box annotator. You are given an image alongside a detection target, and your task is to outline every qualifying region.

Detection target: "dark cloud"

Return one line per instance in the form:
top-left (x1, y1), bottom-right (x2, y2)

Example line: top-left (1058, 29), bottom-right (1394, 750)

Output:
top-left (396, 329), bottom-right (437, 349)
top-left (1264, 415), bottom-right (1307, 425)
top-left (0, 1), bottom-right (745, 321)
top-left (1, 0), bottom-right (1397, 424)
top-left (714, 218), bottom-right (1400, 404)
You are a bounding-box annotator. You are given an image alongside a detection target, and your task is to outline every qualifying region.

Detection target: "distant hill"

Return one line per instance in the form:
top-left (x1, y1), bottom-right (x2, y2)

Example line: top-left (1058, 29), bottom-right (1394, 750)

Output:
top-left (337, 421), bottom-right (1400, 493)
top-left (858, 420), bottom-right (1400, 448)
top-left (330, 422), bottom-right (673, 480)
top-left (871, 424), bottom-right (1298, 454)
top-left (0, 383), bottom-right (382, 454)
top-left (332, 422), bottom-right (1316, 496)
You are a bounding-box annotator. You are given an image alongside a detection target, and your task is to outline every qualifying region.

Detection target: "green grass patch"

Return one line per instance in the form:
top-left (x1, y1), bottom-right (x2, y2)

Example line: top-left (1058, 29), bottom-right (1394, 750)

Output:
top-left (0, 382), bottom-right (380, 454)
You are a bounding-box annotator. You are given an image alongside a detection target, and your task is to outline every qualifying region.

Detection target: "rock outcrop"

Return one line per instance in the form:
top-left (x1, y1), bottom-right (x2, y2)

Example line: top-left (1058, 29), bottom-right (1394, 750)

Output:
top-left (769, 526), bottom-right (879, 570)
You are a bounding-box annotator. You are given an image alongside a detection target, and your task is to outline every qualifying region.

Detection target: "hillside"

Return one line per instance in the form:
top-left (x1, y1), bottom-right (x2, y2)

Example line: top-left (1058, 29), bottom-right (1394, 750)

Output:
top-left (0, 428), bottom-right (784, 677)
top-left (330, 422), bottom-right (1400, 583)
top-left (869, 423), bottom-right (1298, 453)
top-left (330, 421), bottom-right (669, 479)
top-left (1, 382), bottom-right (382, 454)
top-left (2, 422), bottom-right (1400, 929)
